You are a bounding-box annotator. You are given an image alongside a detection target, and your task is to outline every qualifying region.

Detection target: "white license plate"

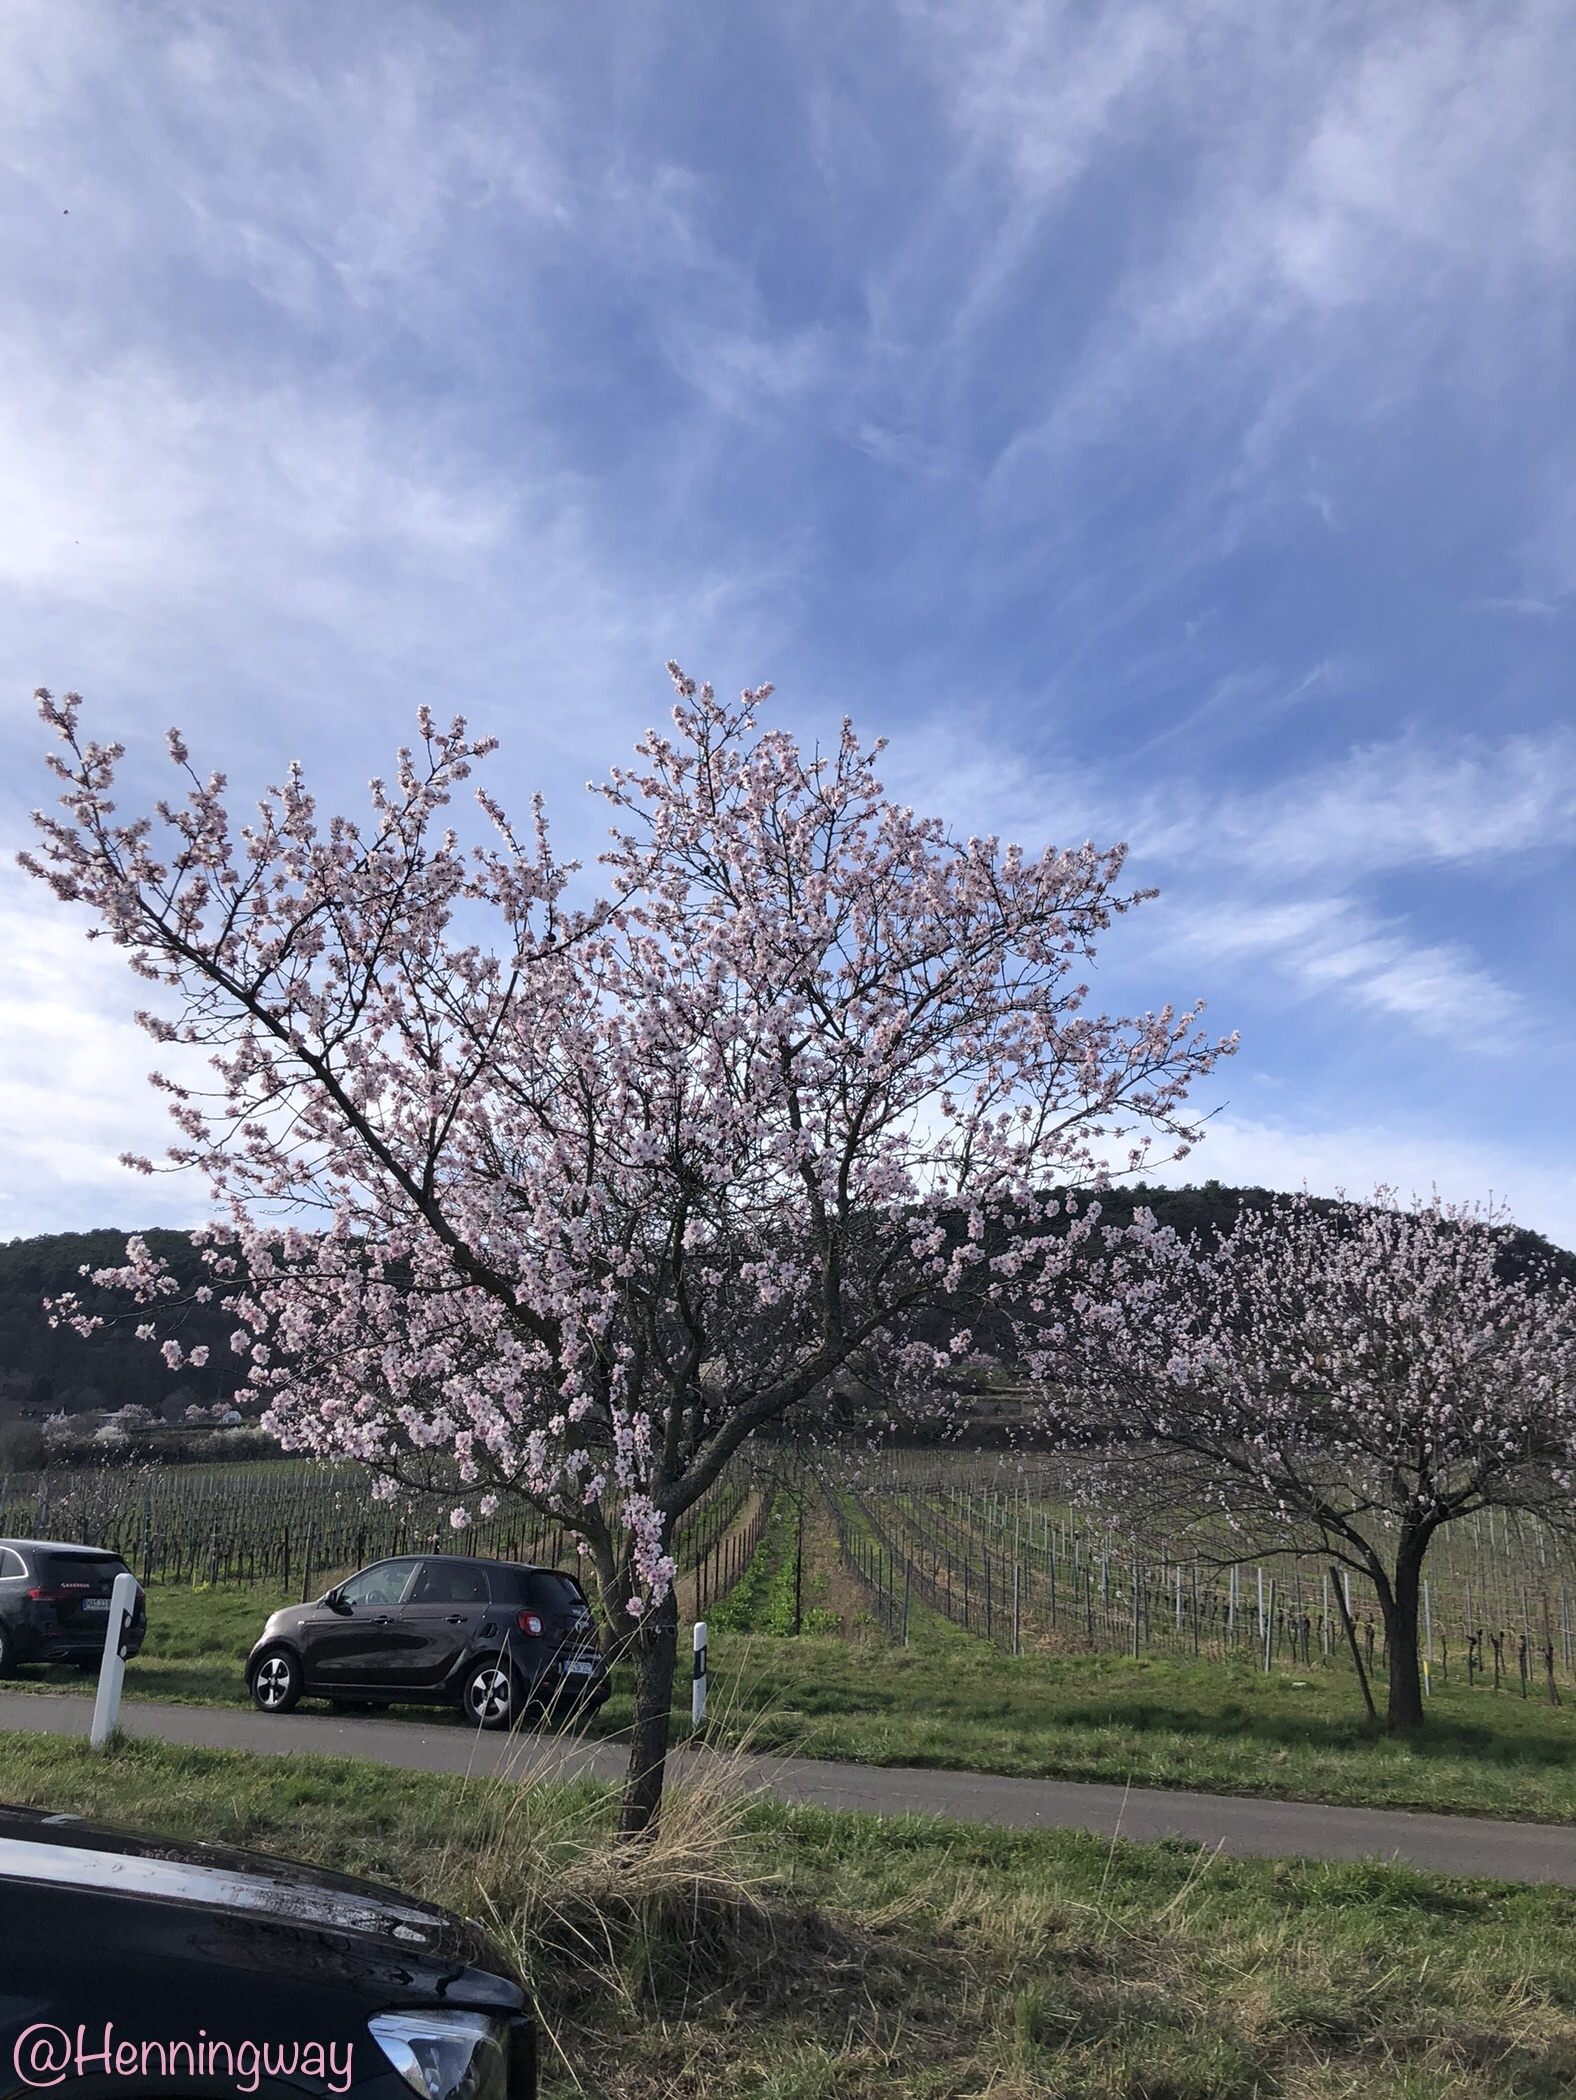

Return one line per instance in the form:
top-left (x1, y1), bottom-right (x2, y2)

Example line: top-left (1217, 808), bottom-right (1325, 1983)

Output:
top-left (82, 1599), bottom-right (110, 1614)
top-left (561, 1659), bottom-right (594, 1677)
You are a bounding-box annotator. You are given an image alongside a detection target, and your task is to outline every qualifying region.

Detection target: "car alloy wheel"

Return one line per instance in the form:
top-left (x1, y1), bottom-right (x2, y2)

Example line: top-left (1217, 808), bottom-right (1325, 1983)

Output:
top-left (252, 1650), bottom-right (299, 1713)
top-left (464, 1663), bottom-right (516, 1730)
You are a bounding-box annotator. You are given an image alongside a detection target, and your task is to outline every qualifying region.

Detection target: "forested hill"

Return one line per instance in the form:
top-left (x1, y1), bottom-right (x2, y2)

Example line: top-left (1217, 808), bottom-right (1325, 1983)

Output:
top-left (0, 1229), bottom-right (234, 1417)
top-left (1077, 1182), bottom-right (1576, 1285)
top-left (3, 1187), bottom-right (1571, 1419)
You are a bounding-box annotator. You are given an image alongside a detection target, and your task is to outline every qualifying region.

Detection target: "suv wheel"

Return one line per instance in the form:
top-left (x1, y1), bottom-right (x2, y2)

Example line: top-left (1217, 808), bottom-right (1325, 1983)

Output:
top-left (0, 1624), bottom-right (12, 1678)
top-left (250, 1647), bottom-right (302, 1715)
top-left (461, 1659), bottom-right (521, 1731)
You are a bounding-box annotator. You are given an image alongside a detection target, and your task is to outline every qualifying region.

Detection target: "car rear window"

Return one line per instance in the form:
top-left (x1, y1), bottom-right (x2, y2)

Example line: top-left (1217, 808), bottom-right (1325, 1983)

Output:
top-left (494, 1568), bottom-right (587, 1612)
top-left (36, 1552), bottom-right (127, 1581)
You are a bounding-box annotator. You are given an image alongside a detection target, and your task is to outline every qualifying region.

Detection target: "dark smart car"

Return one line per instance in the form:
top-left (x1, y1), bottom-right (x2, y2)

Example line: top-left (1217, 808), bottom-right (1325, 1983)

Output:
top-left (0, 1800), bottom-right (535, 2100)
top-left (247, 1553), bottom-right (609, 1729)
top-left (0, 1538), bottom-right (145, 1675)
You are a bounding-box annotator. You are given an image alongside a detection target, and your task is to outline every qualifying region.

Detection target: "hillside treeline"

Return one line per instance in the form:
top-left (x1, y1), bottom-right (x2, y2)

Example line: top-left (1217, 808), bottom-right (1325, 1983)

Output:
top-left (3, 1186), bottom-right (1569, 1422)
top-left (0, 1229), bottom-right (234, 1417)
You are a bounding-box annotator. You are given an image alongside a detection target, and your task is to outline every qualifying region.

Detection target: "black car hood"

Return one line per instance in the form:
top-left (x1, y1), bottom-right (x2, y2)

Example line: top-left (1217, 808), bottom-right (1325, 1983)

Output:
top-left (0, 1803), bottom-right (507, 1978)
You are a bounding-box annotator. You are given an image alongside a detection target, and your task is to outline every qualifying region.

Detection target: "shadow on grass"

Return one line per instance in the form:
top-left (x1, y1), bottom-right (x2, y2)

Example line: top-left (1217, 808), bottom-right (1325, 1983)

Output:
top-left (1041, 1694), bottom-right (1576, 1771)
top-left (711, 1639), bottom-right (1576, 1799)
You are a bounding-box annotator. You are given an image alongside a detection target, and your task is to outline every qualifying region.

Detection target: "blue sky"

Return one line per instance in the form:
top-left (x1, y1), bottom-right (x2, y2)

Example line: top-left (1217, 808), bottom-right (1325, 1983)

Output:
top-left (2, 1), bottom-right (1573, 1242)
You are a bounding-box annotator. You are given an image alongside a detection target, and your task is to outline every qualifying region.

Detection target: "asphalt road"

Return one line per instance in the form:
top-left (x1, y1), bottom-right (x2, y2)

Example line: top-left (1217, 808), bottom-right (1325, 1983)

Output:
top-left (2, 1690), bottom-right (1573, 1885)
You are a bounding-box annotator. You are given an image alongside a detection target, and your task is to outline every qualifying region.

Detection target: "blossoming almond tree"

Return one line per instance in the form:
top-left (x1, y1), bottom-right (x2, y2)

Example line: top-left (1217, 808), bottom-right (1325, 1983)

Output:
top-left (1027, 1190), bottom-right (1576, 1732)
top-left (24, 668), bottom-right (1231, 1832)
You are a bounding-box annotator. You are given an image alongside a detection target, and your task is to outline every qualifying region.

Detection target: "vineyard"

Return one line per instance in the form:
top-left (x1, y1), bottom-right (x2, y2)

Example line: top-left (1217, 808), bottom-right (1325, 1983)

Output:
top-left (5, 1447), bottom-right (1575, 1707)
top-left (815, 1452), bottom-right (1576, 1703)
top-left (0, 1458), bottom-right (754, 1602)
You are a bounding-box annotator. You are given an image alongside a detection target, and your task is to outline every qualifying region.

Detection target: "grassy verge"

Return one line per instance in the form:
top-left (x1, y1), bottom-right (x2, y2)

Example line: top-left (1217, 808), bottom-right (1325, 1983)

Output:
top-left (706, 1636), bottom-right (1576, 1823)
top-left (3, 1726), bottom-right (1575, 2099)
top-left (14, 1581), bottom-right (1576, 1823)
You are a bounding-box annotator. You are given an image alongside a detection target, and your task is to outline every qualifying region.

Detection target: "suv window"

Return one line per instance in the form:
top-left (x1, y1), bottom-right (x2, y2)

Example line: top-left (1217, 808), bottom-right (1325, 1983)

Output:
top-left (409, 1561), bottom-right (490, 1605)
top-left (527, 1571), bottom-right (587, 1613)
top-left (493, 1568), bottom-right (587, 1613)
top-left (0, 1550), bottom-right (23, 1580)
top-left (34, 1551), bottom-right (127, 1583)
top-left (336, 1559), bottom-right (421, 1608)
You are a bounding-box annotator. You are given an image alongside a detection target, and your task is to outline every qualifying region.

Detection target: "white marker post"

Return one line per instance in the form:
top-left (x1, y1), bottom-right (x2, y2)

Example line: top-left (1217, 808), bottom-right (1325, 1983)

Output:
top-left (691, 1620), bottom-right (707, 1729)
top-left (90, 1571), bottom-right (140, 1752)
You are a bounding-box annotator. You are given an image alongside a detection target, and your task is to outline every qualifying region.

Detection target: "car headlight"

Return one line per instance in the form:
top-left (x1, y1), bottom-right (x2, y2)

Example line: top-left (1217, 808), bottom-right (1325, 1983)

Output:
top-left (368, 2011), bottom-right (509, 2100)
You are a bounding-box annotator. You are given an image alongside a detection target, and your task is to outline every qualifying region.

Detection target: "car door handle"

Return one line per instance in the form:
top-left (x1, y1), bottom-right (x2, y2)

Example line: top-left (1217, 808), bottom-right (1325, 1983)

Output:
top-left (447, 1615), bottom-right (466, 1625)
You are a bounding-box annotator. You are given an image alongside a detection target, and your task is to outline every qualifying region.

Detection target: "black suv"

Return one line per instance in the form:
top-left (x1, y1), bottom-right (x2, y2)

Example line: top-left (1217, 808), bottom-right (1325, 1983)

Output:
top-left (0, 1800), bottom-right (534, 2100)
top-left (247, 1554), bottom-right (609, 1730)
top-left (0, 1538), bottom-right (145, 1675)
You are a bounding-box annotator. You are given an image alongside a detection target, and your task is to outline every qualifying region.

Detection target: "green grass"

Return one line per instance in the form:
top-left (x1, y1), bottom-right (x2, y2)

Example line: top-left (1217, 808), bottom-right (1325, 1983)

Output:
top-left (710, 1635), bottom-right (1576, 1823)
top-left (707, 1502), bottom-right (839, 1638)
top-left (15, 1579), bottom-right (1576, 1823)
top-left (705, 1506), bottom-right (791, 1633)
top-left (3, 1726), bottom-right (1575, 2098)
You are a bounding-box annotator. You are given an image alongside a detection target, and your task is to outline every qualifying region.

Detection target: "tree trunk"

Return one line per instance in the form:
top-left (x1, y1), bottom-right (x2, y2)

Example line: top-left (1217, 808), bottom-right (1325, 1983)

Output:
top-left (619, 1583), bottom-right (680, 1841)
top-left (1380, 1536), bottom-right (1427, 1735)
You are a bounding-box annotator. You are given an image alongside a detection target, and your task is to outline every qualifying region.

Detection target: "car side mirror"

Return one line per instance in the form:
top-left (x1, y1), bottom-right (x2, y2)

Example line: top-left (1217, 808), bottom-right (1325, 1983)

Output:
top-left (322, 1587), bottom-right (349, 1613)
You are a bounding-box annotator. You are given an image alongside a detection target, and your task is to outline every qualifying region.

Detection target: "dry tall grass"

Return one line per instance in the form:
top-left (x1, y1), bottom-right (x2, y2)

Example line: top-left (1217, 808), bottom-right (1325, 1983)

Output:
top-left (3, 1716), bottom-right (1573, 2097)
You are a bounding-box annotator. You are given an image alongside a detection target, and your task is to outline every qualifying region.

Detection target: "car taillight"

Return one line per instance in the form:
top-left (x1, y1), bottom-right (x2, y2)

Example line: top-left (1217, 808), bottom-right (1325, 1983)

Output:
top-left (26, 1586), bottom-right (66, 1602)
top-left (516, 1611), bottom-right (543, 1637)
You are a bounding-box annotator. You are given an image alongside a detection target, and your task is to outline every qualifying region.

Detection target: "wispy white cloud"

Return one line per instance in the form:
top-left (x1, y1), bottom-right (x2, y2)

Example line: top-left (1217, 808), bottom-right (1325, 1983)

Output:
top-left (886, 712), bottom-right (1566, 1050)
top-left (893, 713), bottom-right (1576, 886)
top-left (0, 1), bottom-right (573, 343)
top-left (0, 2), bottom-right (814, 724)
top-left (1131, 658), bottom-right (1353, 762)
top-left (0, 869), bottom-right (206, 1238)
top-left (951, 1), bottom-right (1576, 492)
top-left (0, 353), bottom-right (513, 609)
top-left (1167, 729), bottom-right (1576, 881)
top-left (1146, 1109), bottom-right (1576, 1251)
top-left (1160, 895), bottom-right (1524, 1047)
top-left (1470, 597), bottom-right (1564, 620)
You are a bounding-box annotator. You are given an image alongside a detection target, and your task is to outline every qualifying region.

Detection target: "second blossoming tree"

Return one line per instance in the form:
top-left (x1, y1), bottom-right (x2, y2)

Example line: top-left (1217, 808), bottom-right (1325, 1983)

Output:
top-left (1024, 1188), bottom-right (1576, 1733)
